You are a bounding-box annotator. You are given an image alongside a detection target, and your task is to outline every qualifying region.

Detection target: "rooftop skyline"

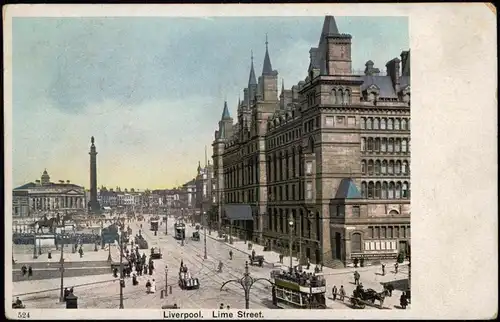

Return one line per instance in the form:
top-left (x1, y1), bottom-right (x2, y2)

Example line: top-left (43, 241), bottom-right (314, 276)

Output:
top-left (12, 16), bottom-right (408, 189)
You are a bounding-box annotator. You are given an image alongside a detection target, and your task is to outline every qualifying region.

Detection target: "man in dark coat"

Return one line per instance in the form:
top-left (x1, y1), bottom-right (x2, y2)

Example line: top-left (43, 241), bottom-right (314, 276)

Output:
top-left (332, 285), bottom-right (338, 300)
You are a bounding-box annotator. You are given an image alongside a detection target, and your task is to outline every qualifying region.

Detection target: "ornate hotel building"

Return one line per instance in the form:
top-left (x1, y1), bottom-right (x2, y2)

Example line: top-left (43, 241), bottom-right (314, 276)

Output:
top-left (212, 16), bottom-right (410, 267)
top-left (13, 169), bottom-right (86, 217)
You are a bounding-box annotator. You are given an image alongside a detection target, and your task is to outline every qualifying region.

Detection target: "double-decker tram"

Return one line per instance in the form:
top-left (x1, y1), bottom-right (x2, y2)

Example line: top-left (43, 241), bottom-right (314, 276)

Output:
top-left (150, 220), bottom-right (159, 231)
top-left (174, 222), bottom-right (186, 240)
top-left (270, 267), bottom-right (327, 309)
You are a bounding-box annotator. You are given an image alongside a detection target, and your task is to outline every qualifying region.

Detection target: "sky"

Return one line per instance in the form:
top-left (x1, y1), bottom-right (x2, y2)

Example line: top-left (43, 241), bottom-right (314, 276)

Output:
top-left (11, 16), bottom-right (408, 190)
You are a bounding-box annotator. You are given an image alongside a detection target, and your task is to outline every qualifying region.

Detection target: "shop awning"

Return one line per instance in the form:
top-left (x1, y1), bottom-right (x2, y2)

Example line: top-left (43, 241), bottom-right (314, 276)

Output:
top-left (223, 205), bottom-right (253, 221)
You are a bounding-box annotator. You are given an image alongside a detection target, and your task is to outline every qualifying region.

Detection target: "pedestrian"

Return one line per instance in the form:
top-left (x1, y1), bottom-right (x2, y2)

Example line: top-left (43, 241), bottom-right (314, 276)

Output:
top-left (21, 265), bottom-right (27, 276)
top-left (395, 262), bottom-right (399, 274)
top-left (219, 303), bottom-right (224, 310)
top-left (382, 263), bottom-right (386, 276)
top-left (339, 285), bottom-right (345, 301)
top-left (332, 285), bottom-right (338, 301)
top-left (306, 258), bottom-right (311, 270)
top-left (229, 250), bottom-right (233, 260)
top-left (400, 292), bottom-right (408, 309)
top-left (226, 305), bottom-right (230, 310)
top-left (146, 280), bottom-right (152, 294)
top-left (319, 262), bottom-right (323, 272)
top-left (251, 249), bottom-right (256, 260)
top-left (353, 271), bottom-right (360, 285)
top-left (279, 254), bottom-right (283, 264)
top-left (28, 266), bottom-right (33, 278)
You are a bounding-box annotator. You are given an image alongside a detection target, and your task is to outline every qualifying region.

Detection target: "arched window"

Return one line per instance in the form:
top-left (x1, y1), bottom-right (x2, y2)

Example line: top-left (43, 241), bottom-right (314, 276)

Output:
top-left (382, 182), bottom-right (388, 199)
top-left (388, 138), bottom-right (394, 152)
top-left (343, 89), bottom-right (351, 105)
top-left (407, 120), bottom-right (411, 130)
top-left (361, 138), bottom-right (366, 151)
top-left (361, 160), bottom-right (366, 174)
top-left (395, 119), bottom-right (401, 130)
top-left (361, 182), bottom-right (367, 198)
top-left (308, 136), bottom-right (314, 153)
top-left (367, 118), bottom-right (373, 129)
top-left (381, 138), bottom-right (387, 152)
top-left (401, 119), bottom-right (407, 130)
top-left (368, 182), bottom-right (374, 198)
top-left (374, 118), bottom-right (380, 129)
top-left (351, 233), bottom-right (362, 253)
top-left (332, 89), bottom-right (337, 104)
top-left (374, 138), bottom-right (381, 151)
top-left (336, 89), bottom-right (343, 105)
top-left (402, 161), bottom-right (408, 174)
top-left (388, 182), bottom-right (395, 199)
top-left (402, 182), bottom-right (409, 198)
top-left (361, 118), bottom-right (366, 129)
top-left (381, 118), bottom-right (387, 130)
top-left (395, 161), bottom-right (402, 175)
top-left (388, 160), bottom-right (395, 174)
top-left (395, 182), bottom-right (402, 199)
top-left (368, 160), bottom-right (374, 174)
top-left (388, 118), bottom-right (394, 130)
top-left (375, 160), bottom-right (381, 174)
top-left (402, 139), bottom-right (408, 153)
top-left (382, 160), bottom-right (387, 174)
top-left (367, 138), bottom-right (374, 151)
top-left (395, 139), bottom-right (401, 153)
top-left (375, 182), bottom-right (382, 198)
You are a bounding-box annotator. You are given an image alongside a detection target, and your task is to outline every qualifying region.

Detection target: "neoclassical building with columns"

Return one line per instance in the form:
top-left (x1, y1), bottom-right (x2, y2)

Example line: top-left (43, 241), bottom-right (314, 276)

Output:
top-left (212, 16), bottom-right (411, 267)
top-left (13, 169), bottom-right (86, 217)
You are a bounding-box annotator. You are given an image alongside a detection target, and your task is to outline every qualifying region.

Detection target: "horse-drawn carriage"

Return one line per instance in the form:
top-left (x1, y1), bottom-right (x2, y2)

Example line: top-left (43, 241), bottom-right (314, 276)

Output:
top-left (248, 254), bottom-right (264, 267)
top-left (350, 286), bottom-right (388, 309)
top-left (178, 271), bottom-right (200, 290)
top-left (135, 235), bottom-right (148, 249)
top-left (191, 231), bottom-right (200, 241)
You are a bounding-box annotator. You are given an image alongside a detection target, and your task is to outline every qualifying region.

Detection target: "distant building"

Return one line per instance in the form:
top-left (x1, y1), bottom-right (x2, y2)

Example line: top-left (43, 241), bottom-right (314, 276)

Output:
top-left (13, 169), bottom-right (86, 217)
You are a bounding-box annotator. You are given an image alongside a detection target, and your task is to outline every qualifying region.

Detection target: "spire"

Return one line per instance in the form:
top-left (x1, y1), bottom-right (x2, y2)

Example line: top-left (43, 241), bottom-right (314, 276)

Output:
top-left (262, 33), bottom-right (273, 75)
top-left (221, 101), bottom-right (231, 119)
top-left (281, 79), bottom-right (285, 95)
top-left (248, 50), bottom-right (257, 85)
top-left (320, 15), bottom-right (340, 39)
top-left (197, 161), bottom-right (201, 172)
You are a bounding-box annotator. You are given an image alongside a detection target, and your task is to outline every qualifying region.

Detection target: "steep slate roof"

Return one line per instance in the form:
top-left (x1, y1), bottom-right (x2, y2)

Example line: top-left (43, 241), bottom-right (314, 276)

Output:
top-left (334, 178), bottom-right (362, 199)
top-left (262, 36), bottom-right (273, 75)
top-left (361, 75), bottom-right (398, 98)
top-left (248, 52), bottom-right (257, 85)
top-left (14, 182), bottom-right (37, 190)
top-left (221, 101), bottom-right (231, 119)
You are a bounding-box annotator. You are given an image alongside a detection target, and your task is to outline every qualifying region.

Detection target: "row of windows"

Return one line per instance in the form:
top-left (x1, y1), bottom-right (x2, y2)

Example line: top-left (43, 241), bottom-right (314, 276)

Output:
top-left (360, 181), bottom-right (411, 199)
top-left (224, 156), bottom-right (260, 189)
top-left (360, 117), bottom-right (410, 130)
top-left (361, 137), bottom-right (410, 153)
top-left (368, 225), bottom-right (411, 239)
top-left (267, 128), bottom-right (302, 149)
top-left (361, 160), bottom-right (410, 176)
top-left (266, 208), bottom-right (320, 239)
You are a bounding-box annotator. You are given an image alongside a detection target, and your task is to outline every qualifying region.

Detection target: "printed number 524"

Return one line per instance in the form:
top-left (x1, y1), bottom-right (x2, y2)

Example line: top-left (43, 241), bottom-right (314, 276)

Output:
top-left (17, 312), bottom-right (30, 319)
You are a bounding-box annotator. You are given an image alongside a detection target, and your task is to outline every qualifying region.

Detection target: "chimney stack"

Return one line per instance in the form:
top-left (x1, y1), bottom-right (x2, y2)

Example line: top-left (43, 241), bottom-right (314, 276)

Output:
top-left (385, 58), bottom-right (401, 92)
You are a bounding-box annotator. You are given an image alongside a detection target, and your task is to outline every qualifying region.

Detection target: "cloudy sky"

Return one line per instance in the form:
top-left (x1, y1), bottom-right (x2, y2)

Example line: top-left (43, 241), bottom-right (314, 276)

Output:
top-left (11, 16), bottom-right (408, 190)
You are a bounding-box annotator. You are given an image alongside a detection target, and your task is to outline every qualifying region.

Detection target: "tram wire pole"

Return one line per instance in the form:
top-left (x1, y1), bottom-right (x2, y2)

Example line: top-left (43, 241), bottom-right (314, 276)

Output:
top-left (119, 223), bottom-right (124, 309)
top-left (288, 213), bottom-right (294, 271)
top-left (203, 210), bottom-right (207, 260)
top-left (59, 227), bottom-right (65, 302)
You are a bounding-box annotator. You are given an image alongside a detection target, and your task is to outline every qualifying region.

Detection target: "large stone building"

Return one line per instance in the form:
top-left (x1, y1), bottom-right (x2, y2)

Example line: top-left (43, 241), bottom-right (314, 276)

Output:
top-left (194, 160), bottom-right (215, 220)
top-left (212, 16), bottom-right (410, 267)
top-left (13, 169), bottom-right (86, 217)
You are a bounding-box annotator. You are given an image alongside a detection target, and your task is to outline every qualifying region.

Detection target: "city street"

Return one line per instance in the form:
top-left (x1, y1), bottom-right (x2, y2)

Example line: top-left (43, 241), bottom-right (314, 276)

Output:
top-left (16, 216), bottom-right (409, 310)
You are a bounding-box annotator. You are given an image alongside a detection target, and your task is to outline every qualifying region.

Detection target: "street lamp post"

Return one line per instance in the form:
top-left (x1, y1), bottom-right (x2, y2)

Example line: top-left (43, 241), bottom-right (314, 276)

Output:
top-left (165, 265), bottom-right (169, 296)
top-left (220, 262), bottom-right (273, 309)
top-left (203, 211), bottom-right (207, 260)
top-left (119, 225), bottom-right (124, 309)
top-left (165, 209), bottom-right (168, 235)
top-left (32, 209), bottom-right (38, 259)
top-left (181, 208), bottom-right (185, 246)
top-left (288, 214), bottom-right (294, 270)
top-left (59, 228), bottom-right (66, 302)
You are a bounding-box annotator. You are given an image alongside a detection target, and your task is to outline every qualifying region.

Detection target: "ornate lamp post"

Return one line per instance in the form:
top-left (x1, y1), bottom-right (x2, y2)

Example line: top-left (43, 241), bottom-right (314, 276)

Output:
top-left (181, 208), bottom-right (185, 246)
top-left (164, 265), bottom-right (169, 296)
top-left (203, 211), bottom-right (207, 259)
top-left (59, 227), bottom-right (66, 302)
top-left (288, 214), bottom-right (294, 270)
top-left (119, 225), bottom-right (124, 309)
top-left (165, 209), bottom-right (168, 235)
top-left (220, 262), bottom-right (273, 309)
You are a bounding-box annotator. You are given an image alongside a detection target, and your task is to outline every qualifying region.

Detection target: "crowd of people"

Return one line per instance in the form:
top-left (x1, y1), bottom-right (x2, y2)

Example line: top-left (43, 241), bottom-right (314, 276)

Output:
top-left (272, 266), bottom-right (326, 287)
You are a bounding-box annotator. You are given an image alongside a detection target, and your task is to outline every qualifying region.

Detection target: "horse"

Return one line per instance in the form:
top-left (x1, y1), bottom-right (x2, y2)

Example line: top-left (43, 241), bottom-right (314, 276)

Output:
top-left (34, 218), bottom-right (56, 233)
